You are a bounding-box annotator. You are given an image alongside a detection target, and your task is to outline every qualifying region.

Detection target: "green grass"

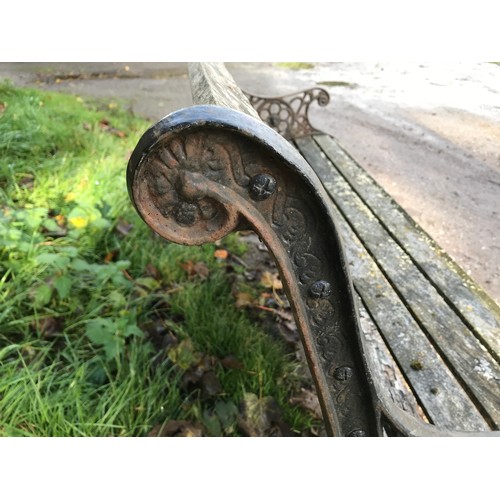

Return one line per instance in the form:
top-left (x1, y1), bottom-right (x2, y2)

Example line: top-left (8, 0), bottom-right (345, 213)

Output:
top-left (0, 80), bottom-right (318, 436)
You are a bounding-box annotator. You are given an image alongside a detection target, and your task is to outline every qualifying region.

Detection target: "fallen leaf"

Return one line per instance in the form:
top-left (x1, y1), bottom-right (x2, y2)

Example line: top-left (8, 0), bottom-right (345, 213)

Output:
top-left (260, 271), bottom-right (274, 289)
top-left (0, 102), bottom-right (7, 114)
top-left (193, 261), bottom-right (209, 280)
top-left (54, 214), bottom-right (66, 226)
top-left (214, 249), bottom-right (228, 260)
top-left (200, 371), bottom-right (222, 399)
top-left (180, 260), bottom-right (195, 276)
top-left (104, 249), bottom-right (119, 263)
top-left (116, 219), bottom-right (133, 236)
top-left (180, 260), bottom-right (209, 280)
top-left (238, 393), bottom-right (292, 437)
top-left (19, 175), bottom-right (35, 190)
top-left (273, 277), bottom-right (283, 291)
top-left (168, 339), bottom-right (202, 370)
top-left (98, 118), bottom-right (126, 138)
top-left (144, 263), bottom-right (162, 280)
top-left (235, 292), bottom-right (254, 308)
top-left (289, 388), bottom-right (323, 420)
top-left (260, 271), bottom-right (283, 291)
top-left (31, 316), bottom-right (64, 338)
top-left (148, 420), bottom-right (203, 437)
top-left (220, 355), bottom-right (244, 370)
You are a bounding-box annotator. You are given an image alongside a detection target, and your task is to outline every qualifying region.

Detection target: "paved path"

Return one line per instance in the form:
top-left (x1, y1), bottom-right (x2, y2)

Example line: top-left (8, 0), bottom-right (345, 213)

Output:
top-left (2, 62), bottom-right (499, 304)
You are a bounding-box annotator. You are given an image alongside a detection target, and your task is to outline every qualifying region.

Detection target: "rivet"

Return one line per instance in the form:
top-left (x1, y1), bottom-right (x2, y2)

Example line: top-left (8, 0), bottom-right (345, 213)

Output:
top-left (249, 174), bottom-right (277, 201)
top-left (348, 429), bottom-right (367, 437)
top-left (333, 366), bottom-right (353, 381)
top-left (309, 280), bottom-right (332, 299)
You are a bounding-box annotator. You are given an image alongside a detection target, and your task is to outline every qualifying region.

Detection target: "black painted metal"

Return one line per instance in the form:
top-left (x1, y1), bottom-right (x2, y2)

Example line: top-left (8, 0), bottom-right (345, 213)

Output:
top-left (127, 102), bottom-right (500, 438)
top-left (127, 105), bottom-right (382, 436)
top-left (244, 88), bottom-right (329, 140)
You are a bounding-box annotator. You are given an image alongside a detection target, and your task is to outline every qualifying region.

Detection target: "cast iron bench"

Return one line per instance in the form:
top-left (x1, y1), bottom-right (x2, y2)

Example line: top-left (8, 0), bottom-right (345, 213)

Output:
top-left (127, 62), bottom-right (500, 436)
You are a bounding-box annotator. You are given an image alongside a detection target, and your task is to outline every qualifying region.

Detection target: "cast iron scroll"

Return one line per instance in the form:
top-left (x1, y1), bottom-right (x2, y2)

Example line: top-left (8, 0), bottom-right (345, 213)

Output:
top-left (127, 105), bottom-right (380, 437)
top-left (244, 88), bottom-right (330, 140)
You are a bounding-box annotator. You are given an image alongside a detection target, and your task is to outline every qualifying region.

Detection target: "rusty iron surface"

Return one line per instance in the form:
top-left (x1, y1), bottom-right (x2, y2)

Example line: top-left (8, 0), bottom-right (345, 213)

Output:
top-left (128, 105), bottom-right (380, 436)
top-left (127, 105), bottom-right (500, 437)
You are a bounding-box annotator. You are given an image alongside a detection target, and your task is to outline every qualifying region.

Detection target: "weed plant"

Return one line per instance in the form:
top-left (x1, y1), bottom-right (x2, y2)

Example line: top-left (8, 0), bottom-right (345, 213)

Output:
top-left (0, 81), bottom-right (317, 436)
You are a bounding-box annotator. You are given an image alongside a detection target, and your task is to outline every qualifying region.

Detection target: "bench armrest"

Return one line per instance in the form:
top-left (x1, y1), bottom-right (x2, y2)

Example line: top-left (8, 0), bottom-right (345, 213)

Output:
top-left (127, 62), bottom-right (499, 437)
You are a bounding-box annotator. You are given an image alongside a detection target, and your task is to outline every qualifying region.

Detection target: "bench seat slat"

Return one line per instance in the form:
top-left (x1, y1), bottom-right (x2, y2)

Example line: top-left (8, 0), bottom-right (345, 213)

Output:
top-left (295, 135), bottom-right (500, 429)
top-left (314, 134), bottom-right (500, 360)
top-left (337, 205), bottom-right (490, 431)
top-left (355, 299), bottom-right (429, 424)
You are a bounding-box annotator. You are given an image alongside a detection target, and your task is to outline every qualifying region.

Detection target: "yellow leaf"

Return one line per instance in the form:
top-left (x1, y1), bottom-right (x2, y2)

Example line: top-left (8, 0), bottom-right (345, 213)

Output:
top-left (68, 216), bottom-right (89, 229)
top-left (235, 292), bottom-right (254, 308)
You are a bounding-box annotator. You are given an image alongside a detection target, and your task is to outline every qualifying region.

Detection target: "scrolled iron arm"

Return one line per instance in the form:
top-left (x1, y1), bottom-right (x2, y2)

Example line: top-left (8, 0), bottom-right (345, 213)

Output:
top-left (128, 105), bottom-right (381, 436)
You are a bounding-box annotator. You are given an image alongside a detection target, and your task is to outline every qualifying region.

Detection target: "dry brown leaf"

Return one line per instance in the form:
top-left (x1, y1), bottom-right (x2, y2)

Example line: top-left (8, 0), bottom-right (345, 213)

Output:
top-left (193, 261), bottom-right (210, 280)
top-left (116, 219), bottom-right (133, 236)
top-left (0, 102), bottom-right (7, 115)
top-left (273, 277), bottom-right (283, 290)
top-left (289, 388), bottom-right (323, 420)
top-left (260, 271), bottom-right (283, 291)
top-left (180, 260), bottom-right (195, 276)
top-left (148, 420), bottom-right (203, 437)
top-left (238, 393), bottom-right (292, 437)
top-left (31, 316), bottom-right (64, 338)
top-left (260, 271), bottom-right (274, 289)
top-left (104, 249), bottom-right (119, 263)
top-left (235, 292), bottom-right (254, 308)
top-left (54, 214), bottom-right (66, 227)
top-left (144, 263), bottom-right (161, 280)
top-left (220, 355), bottom-right (244, 371)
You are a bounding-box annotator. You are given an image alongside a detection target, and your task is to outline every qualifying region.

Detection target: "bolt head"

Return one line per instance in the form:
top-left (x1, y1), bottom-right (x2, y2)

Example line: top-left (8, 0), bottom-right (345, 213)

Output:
top-left (309, 280), bottom-right (332, 299)
top-left (249, 174), bottom-right (277, 201)
top-left (333, 366), bottom-right (353, 381)
top-left (348, 429), bottom-right (367, 437)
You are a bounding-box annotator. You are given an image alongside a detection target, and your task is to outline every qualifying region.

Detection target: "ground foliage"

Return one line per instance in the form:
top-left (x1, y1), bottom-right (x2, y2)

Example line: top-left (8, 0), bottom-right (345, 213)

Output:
top-left (0, 81), bottom-right (324, 436)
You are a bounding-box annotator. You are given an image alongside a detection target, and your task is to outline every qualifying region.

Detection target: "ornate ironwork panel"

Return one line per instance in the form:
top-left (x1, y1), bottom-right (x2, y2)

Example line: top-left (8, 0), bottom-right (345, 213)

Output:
top-left (244, 88), bottom-right (330, 140)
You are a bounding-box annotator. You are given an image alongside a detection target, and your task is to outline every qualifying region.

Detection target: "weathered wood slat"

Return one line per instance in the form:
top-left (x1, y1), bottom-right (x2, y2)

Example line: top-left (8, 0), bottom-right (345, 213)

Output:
top-left (295, 136), bottom-right (500, 428)
top-left (314, 134), bottom-right (500, 360)
top-left (355, 298), bottom-right (429, 424)
top-left (188, 62), bottom-right (259, 119)
top-left (343, 214), bottom-right (489, 431)
top-left (317, 154), bottom-right (491, 431)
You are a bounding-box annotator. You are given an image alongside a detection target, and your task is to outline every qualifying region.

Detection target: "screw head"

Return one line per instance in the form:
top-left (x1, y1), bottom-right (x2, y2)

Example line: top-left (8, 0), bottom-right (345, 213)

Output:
top-left (348, 429), bottom-right (367, 437)
top-left (249, 174), bottom-right (277, 201)
top-left (309, 280), bottom-right (332, 299)
top-left (333, 366), bottom-right (353, 381)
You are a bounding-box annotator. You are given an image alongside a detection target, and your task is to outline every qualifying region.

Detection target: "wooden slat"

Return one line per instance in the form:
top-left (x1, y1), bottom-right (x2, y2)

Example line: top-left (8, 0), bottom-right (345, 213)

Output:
top-left (332, 187), bottom-right (489, 431)
top-left (295, 136), bottom-right (500, 428)
top-left (188, 62), bottom-right (260, 119)
top-left (355, 298), bottom-right (429, 425)
top-left (314, 134), bottom-right (500, 360)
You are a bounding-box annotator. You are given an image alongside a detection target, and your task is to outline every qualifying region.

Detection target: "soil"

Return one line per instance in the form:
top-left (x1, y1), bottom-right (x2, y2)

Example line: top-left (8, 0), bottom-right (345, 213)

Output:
top-left (1, 61), bottom-right (499, 305)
